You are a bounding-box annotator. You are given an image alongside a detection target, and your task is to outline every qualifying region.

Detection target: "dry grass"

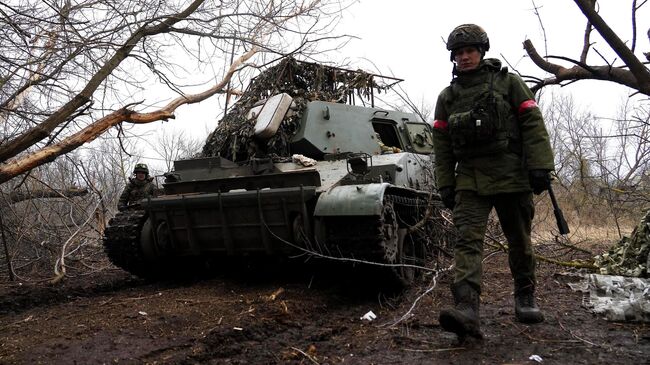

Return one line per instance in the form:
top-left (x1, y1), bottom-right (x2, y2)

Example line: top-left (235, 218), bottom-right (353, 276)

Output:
top-left (531, 195), bottom-right (638, 256)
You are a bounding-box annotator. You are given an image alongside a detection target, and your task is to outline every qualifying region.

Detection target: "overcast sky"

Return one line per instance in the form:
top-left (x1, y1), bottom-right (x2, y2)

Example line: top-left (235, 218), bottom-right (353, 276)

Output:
top-left (135, 0), bottom-right (649, 169)
top-left (334, 0), bottom-right (648, 116)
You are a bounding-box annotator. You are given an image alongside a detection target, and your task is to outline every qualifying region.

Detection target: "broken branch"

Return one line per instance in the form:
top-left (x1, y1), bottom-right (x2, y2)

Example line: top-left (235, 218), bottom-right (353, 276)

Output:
top-left (0, 47), bottom-right (258, 184)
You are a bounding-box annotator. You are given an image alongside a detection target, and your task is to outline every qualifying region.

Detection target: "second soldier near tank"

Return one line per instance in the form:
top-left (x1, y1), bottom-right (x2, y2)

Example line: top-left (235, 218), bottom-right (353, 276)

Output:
top-left (431, 24), bottom-right (555, 340)
top-left (118, 163), bottom-right (157, 211)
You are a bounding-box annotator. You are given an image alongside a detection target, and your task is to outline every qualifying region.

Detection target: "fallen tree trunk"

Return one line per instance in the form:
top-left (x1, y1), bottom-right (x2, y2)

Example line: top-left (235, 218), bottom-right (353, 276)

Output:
top-left (3, 187), bottom-right (88, 205)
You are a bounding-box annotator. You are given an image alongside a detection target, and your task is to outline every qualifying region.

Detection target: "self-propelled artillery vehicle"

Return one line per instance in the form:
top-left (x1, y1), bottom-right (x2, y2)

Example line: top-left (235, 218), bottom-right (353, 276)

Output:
top-left (104, 93), bottom-right (439, 285)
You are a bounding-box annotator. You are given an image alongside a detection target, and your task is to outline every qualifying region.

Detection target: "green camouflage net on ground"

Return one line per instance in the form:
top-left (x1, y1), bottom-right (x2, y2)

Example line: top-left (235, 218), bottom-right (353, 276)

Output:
top-left (201, 57), bottom-right (390, 162)
top-left (594, 210), bottom-right (650, 277)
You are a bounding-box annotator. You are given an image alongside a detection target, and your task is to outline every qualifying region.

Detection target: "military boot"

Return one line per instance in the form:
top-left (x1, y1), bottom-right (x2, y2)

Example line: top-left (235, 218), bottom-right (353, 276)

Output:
top-left (439, 282), bottom-right (482, 339)
top-left (514, 285), bottom-right (544, 324)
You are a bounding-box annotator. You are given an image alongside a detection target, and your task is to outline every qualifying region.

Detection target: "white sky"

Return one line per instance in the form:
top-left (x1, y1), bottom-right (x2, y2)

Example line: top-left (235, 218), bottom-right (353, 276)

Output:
top-left (131, 0), bottom-right (649, 170)
top-left (332, 0), bottom-right (647, 115)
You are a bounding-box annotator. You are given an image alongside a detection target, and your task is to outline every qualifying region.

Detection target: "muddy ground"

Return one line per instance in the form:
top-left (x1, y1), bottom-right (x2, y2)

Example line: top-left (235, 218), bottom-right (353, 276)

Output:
top-left (0, 249), bottom-right (648, 365)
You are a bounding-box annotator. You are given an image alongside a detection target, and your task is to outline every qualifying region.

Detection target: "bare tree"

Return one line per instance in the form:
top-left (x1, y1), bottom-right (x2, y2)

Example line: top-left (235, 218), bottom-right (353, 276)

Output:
top-left (0, 130), bottom-right (225, 282)
top-left (0, 0), bottom-right (349, 281)
top-left (591, 100), bottom-right (650, 226)
top-left (540, 94), bottom-right (596, 191)
top-left (520, 0), bottom-right (650, 242)
top-left (523, 0), bottom-right (650, 95)
top-left (539, 93), bottom-right (650, 239)
top-left (0, 0), bottom-right (349, 185)
top-left (151, 129), bottom-right (203, 172)
top-left (0, 157), bottom-right (98, 282)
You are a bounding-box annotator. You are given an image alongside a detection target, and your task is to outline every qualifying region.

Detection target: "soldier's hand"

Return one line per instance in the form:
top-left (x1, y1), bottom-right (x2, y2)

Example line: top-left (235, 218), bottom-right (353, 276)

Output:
top-left (528, 170), bottom-right (551, 195)
top-left (439, 186), bottom-right (456, 210)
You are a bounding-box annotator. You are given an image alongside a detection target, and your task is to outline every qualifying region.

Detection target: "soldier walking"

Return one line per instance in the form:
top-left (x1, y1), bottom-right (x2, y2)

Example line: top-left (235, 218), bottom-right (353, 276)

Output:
top-left (431, 24), bottom-right (555, 340)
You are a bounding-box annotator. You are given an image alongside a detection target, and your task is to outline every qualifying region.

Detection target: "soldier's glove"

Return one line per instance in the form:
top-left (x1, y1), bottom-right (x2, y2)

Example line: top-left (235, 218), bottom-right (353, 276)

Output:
top-left (117, 204), bottom-right (126, 212)
top-left (528, 170), bottom-right (552, 195)
top-left (439, 186), bottom-right (456, 210)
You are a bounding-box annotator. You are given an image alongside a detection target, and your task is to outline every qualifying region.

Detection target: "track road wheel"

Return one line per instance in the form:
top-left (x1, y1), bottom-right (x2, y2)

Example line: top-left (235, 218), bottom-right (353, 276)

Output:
top-left (392, 228), bottom-right (425, 286)
top-left (379, 202), bottom-right (399, 263)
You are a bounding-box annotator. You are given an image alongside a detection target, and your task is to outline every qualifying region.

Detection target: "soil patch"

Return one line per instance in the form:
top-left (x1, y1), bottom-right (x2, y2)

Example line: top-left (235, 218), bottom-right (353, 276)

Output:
top-left (0, 252), bottom-right (648, 364)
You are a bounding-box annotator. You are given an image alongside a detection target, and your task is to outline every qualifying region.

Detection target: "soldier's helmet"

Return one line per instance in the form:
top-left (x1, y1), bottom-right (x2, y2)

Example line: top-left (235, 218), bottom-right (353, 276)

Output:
top-left (446, 24), bottom-right (490, 59)
top-left (133, 163), bottom-right (149, 175)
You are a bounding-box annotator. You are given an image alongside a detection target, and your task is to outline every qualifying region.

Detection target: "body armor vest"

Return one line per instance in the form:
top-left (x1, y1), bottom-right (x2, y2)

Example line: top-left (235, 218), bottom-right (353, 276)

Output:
top-left (447, 67), bottom-right (521, 158)
top-left (124, 178), bottom-right (155, 204)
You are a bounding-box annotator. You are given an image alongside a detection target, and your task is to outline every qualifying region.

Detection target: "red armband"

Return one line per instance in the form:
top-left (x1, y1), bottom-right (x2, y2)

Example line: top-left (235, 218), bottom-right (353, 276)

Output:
top-left (518, 99), bottom-right (538, 115)
top-left (433, 120), bottom-right (448, 130)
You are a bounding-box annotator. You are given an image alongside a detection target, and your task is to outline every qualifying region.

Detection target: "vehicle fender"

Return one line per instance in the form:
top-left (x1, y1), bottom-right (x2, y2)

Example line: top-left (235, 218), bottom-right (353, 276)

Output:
top-left (314, 183), bottom-right (390, 216)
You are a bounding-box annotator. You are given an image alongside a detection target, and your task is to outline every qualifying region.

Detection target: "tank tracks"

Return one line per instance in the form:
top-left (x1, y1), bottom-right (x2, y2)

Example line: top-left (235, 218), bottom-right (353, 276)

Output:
top-left (386, 193), bottom-right (432, 228)
top-left (103, 209), bottom-right (150, 278)
top-left (317, 192), bottom-right (433, 285)
top-left (102, 193), bottom-right (438, 284)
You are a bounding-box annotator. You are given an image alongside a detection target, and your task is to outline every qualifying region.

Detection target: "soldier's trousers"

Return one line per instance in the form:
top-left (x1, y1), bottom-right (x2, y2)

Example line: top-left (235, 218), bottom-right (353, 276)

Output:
top-left (452, 190), bottom-right (536, 293)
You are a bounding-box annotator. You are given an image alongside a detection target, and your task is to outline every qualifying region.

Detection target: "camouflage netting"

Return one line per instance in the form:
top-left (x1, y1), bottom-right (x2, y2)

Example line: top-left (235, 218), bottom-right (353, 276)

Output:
top-left (201, 57), bottom-right (392, 162)
top-left (594, 209), bottom-right (650, 277)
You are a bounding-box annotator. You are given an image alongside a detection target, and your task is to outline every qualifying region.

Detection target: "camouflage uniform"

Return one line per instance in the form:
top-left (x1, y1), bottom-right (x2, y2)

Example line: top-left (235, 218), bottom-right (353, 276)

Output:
top-left (118, 177), bottom-right (156, 210)
top-left (432, 58), bottom-right (555, 293)
top-left (118, 164), bottom-right (157, 210)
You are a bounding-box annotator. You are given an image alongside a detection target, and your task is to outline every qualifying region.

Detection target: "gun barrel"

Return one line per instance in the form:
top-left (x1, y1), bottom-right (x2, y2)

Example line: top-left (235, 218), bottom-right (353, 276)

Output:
top-left (548, 186), bottom-right (570, 235)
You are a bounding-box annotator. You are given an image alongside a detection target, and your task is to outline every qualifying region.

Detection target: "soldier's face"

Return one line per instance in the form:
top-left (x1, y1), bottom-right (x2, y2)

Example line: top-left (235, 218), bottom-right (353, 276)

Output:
top-left (135, 172), bottom-right (146, 181)
top-left (453, 46), bottom-right (481, 72)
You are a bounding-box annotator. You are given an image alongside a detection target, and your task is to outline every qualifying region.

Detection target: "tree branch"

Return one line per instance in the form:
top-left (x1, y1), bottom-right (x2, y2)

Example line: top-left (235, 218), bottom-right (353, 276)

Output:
top-left (3, 187), bottom-right (88, 205)
top-left (0, 0), bottom-right (207, 162)
top-left (579, 0), bottom-right (596, 63)
top-left (0, 47), bottom-right (258, 184)
top-left (574, 0), bottom-right (650, 94)
top-left (523, 39), bottom-right (641, 93)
